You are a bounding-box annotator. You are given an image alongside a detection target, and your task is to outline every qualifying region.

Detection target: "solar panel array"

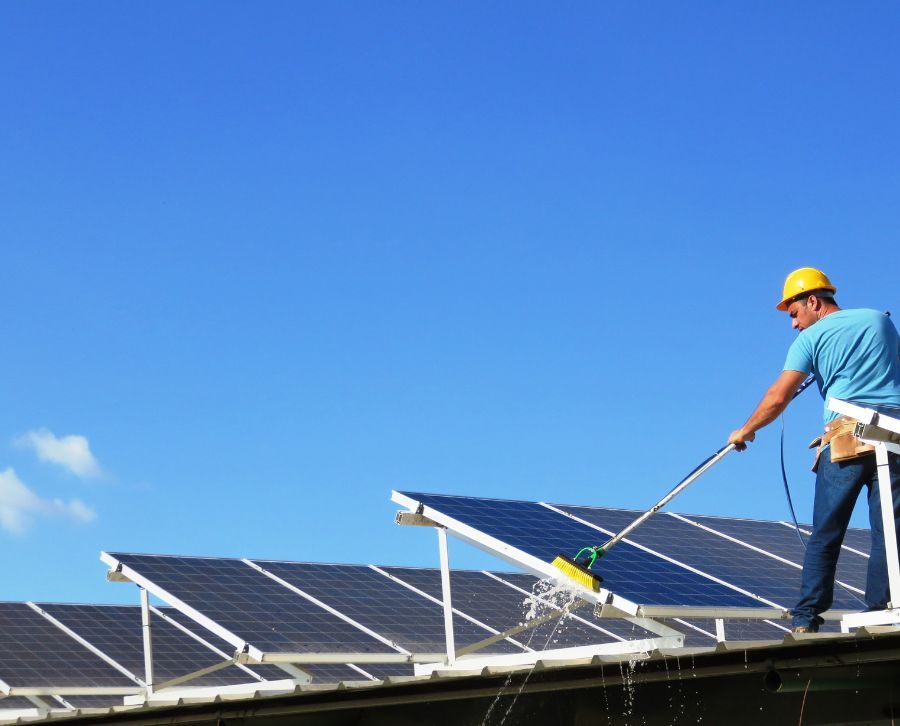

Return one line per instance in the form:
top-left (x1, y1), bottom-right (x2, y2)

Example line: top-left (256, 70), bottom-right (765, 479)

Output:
top-left (395, 491), bottom-right (873, 636)
top-left (253, 560), bottom-right (521, 655)
top-left (0, 493), bottom-right (876, 714)
top-left (0, 599), bottom-right (365, 711)
top-left (0, 603), bottom-right (137, 690)
top-left (107, 554), bottom-right (397, 656)
top-left (106, 553), bottom-right (650, 663)
top-left (36, 604), bottom-right (263, 687)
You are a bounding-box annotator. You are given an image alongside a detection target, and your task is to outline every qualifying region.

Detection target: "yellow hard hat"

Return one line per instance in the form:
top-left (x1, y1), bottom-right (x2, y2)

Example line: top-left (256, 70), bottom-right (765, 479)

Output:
top-left (776, 267), bottom-right (837, 311)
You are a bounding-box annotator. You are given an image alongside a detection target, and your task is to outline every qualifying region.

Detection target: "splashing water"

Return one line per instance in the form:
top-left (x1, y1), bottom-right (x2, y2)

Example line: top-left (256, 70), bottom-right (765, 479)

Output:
top-left (478, 578), bottom-right (579, 726)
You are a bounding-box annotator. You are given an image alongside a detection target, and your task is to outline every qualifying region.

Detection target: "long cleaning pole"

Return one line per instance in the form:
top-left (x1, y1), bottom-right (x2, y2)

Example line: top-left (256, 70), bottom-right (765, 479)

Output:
top-left (595, 443), bottom-right (735, 557)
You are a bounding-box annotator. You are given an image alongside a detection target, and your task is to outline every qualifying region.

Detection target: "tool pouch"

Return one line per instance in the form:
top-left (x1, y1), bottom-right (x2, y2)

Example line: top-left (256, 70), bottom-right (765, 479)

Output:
top-left (810, 416), bottom-right (875, 472)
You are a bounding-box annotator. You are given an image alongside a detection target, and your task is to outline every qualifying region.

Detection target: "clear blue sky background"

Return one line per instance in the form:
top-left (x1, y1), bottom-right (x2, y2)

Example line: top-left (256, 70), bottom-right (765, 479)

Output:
top-left (1, 2), bottom-right (898, 605)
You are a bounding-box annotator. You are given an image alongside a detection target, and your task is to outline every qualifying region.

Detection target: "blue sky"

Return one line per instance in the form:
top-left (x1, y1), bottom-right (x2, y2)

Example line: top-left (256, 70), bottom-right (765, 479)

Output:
top-left (1, 2), bottom-right (898, 605)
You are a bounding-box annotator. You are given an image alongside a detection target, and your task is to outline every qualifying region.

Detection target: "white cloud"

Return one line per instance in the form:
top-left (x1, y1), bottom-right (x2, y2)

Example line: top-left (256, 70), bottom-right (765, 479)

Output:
top-left (0, 468), bottom-right (96, 535)
top-left (14, 428), bottom-right (102, 478)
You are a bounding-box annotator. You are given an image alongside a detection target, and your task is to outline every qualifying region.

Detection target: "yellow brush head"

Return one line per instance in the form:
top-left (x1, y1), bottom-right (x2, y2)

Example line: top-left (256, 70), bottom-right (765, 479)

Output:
top-left (551, 554), bottom-right (603, 592)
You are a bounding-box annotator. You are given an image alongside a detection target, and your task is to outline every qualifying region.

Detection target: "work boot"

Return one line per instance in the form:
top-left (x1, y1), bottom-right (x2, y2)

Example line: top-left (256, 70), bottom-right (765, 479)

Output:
top-left (791, 624), bottom-right (819, 634)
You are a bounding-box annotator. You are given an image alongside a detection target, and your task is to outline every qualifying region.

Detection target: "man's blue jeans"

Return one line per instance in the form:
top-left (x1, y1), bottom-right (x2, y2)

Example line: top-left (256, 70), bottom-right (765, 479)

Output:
top-left (792, 450), bottom-right (900, 629)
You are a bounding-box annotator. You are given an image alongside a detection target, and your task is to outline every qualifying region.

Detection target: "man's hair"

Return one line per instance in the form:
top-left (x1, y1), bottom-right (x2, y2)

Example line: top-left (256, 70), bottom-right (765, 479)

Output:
top-left (795, 290), bottom-right (836, 307)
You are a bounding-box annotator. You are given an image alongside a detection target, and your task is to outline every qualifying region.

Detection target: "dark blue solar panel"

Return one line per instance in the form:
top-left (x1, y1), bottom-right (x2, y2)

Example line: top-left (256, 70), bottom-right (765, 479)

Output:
top-left (158, 606), bottom-right (402, 683)
top-left (0, 696), bottom-right (44, 709)
top-left (680, 514), bottom-right (868, 597)
top-left (154, 608), bottom-right (291, 680)
top-left (108, 554), bottom-right (397, 655)
top-left (494, 573), bottom-right (738, 645)
top-left (0, 603), bottom-right (137, 689)
top-left (38, 604), bottom-right (259, 687)
top-left (381, 567), bottom-right (658, 648)
top-left (555, 505), bottom-right (863, 611)
top-left (251, 561), bottom-right (519, 655)
top-left (398, 492), bottom-right (761, 608)
top-left (842, 527), bottom-right (872, 556)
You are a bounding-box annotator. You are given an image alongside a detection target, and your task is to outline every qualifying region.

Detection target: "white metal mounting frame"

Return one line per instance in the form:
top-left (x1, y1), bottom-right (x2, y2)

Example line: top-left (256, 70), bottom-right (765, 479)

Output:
top-left (828, 399), bottom-right (900, 631)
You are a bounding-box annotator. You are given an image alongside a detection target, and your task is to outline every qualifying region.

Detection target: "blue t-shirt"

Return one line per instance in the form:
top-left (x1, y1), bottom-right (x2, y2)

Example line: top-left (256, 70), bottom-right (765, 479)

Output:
top-left (783, 308), bottom-right (900, 422)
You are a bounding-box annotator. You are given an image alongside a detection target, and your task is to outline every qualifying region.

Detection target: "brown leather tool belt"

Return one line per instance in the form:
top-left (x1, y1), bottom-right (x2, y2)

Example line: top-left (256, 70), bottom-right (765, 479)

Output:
top-left (809, 415), bottom-right (875, 472)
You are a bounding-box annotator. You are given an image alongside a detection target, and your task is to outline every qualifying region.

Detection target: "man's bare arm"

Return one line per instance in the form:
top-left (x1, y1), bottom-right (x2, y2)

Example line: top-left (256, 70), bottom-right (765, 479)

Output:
top-left (728, 369), bottom-right (809, 451)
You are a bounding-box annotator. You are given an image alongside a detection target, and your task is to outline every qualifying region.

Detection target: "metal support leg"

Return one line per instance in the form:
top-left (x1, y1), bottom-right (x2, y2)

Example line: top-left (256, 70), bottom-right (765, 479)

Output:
top-left (715, 618), bottom-right (725, 643)
top-left (24, 696), bottom-right (51, 714)
top-left (437, 527), bottom-right (456, 664)
top-left (875, 444), bottom-right (900, 608)
top-left (140, 588), bottom-right (154, 694)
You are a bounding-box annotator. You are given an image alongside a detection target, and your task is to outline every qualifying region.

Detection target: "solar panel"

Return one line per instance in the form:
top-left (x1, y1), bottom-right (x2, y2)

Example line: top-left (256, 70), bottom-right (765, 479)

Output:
top-left (250, 561), bottom-right (520, 655)
top-left (157, 605), bottom-right (396, 683)
top-left (106, 554), bottom-right (398, 656)
top-left (396, 492), bottom-right (763, 608)
top-left (0, 696), bottom-right (41, 709)
top-left (678, 514), bottom-right (868, 596)
top-left (489, 572), bottom-right (728, 644)
top-left (0, 603), bottom-right (137, 689)
top-left (37, 604), bottom-right (260, 688)
top-left (842, 527), bottom-right (872, 555)
top-left (555, 504), bottom-right (864, 611)
top-left (379, 567), bottom-right (664, 648)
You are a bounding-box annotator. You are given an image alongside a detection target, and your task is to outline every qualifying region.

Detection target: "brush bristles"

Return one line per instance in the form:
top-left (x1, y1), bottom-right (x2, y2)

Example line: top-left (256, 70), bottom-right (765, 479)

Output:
top-left (550, 554), bottom-right (603, 592)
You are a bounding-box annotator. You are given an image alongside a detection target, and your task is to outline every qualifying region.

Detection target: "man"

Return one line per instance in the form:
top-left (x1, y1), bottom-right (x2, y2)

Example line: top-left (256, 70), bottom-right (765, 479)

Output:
top-left (728, 267), bottom-right (900, 633)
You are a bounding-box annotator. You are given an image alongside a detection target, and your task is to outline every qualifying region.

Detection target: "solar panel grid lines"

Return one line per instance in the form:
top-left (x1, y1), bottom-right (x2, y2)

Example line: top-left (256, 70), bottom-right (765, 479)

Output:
top-left (668, 512), bottom-right (866, 600)
top-left (478, 571), bottom-right (625, 643)
top-left (379, 566), bottom-right (650, 652)
top-left (665, 512), bottom-right (804, 570)
top-left (550, 503), bottom-right (802, 609)
top-left (151, 608), bottom-right (293, 683)
top-left (154, 606), bottom-right (371, 685)
top-left (0, 603), bottom-right (139, 690)
top-left (554, 504), bottom-right (870, 619)
top-left (37, 604), bottom-right (261, 689)
top-left (26, 604), bottom-right (144, 687)
top-left (344, 664), bottom-right (377, 681)
top-left (391, 491), bottom-right (585, 593)
top-left (483, 571), bottom-right (720, 646)
top-left (680, 515), bottom-right (868, 599)
top-left (251, 560), bottom-right (522, 656)
top-left (395, 491), bottom-right (764, 609)
top-left (0, 696), bottom-right (43, 709)
top-left (366, 564), bottom-right (532, 653)
top-left (100, 552), bottom-right (250, 657)
top-left (841, 528), bottom-right (872, 555)
top-left (243, 560), bottom-right (412, 656)
top-left (774, 520), bottom-right (872, 559)
top-left (543, 502), bottom-right (786, 609)
top-left (147, 606), bottom-right (265, 684)
top-left (105, 553), bottom-right (396, 656)
top-left (378, 567), bottom-right (554, 652)
top-left (668, 618), bottom-right (716, 640)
